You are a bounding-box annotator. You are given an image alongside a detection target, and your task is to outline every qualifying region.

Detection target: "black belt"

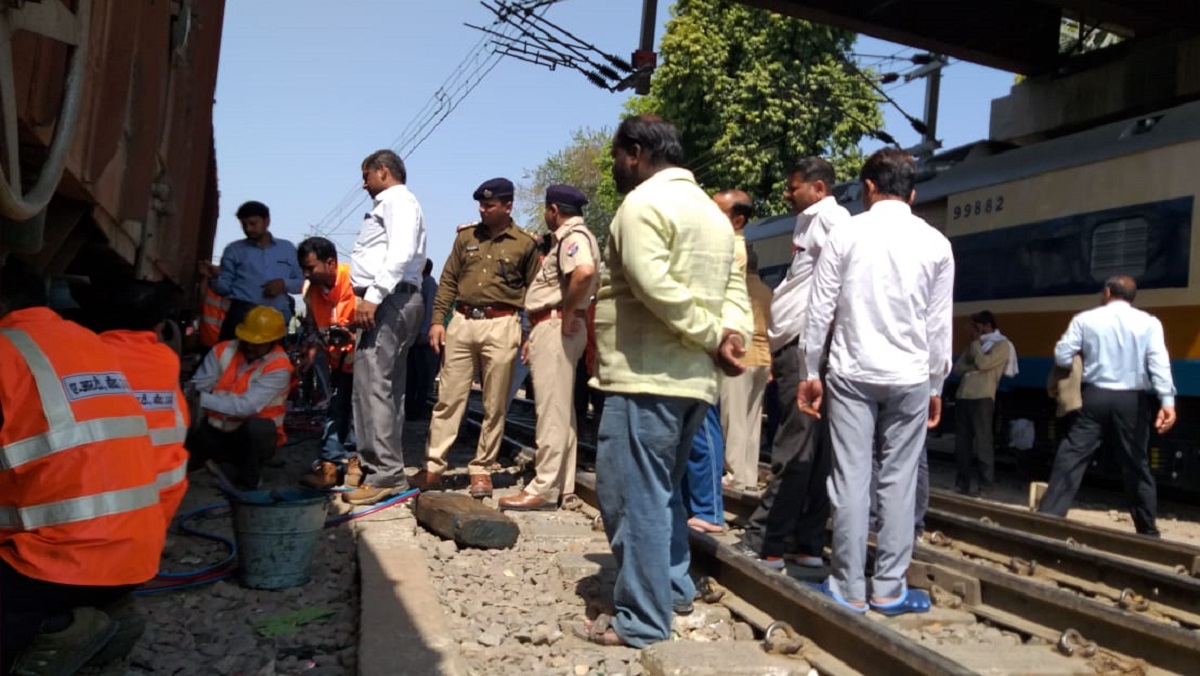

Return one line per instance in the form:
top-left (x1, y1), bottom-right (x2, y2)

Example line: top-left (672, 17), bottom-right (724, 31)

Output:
top-left (771, 337), bottom-right (800, 359)
top-left (394, 282), bottom-right (418, 295)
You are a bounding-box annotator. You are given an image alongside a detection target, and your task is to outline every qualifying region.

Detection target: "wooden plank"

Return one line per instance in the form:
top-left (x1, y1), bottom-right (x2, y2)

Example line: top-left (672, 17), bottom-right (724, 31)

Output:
top-left (414, 491), bottom-right (519, 549)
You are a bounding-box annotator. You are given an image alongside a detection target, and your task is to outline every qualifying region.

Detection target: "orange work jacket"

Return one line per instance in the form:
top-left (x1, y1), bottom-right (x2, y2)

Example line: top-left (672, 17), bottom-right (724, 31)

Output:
top-left (0, 308), bottom-right (164, 586)
top-left (199, 287), bottom-right (230, 347)
top-left (206, 340), bottom-right (293, 446)
top-left (99, 330), bottom-right (190, 527)
top-left (305, 262), bottom-right (357, 373)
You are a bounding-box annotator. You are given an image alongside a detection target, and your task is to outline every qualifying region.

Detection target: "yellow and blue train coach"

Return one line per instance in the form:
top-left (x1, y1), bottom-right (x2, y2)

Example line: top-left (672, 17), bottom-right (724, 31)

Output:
top-left (745, 100), bottom-right (1200, 492)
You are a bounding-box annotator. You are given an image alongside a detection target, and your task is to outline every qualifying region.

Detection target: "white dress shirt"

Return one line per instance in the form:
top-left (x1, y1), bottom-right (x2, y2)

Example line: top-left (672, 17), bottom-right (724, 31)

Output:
top-left (767, 196), bottom-right (851, 351)
top-left (804, 199), bottom-right (955, 394)
top-left (350, 184), bottom-right (428, 304)
top-left (1054, 300), bottom-right (1176, 407)
top-left (191, 348), bottom-right (292, 418)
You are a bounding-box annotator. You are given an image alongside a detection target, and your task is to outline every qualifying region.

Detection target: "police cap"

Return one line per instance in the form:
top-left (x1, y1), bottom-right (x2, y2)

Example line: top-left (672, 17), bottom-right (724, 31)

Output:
top-left (545, 184), bottom-right (589, 210)
top-left (472, 177), bottom-right (514, 201)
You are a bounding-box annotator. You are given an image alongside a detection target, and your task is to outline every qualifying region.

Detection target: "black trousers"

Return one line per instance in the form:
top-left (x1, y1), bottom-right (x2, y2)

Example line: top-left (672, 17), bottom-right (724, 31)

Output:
top-left (404, 342), bottom-right (439, 420)
top-left (0, 560), bottom-right (133, 672)
top-left (740, 342), bottom-right (830, 557)
top-left (1038, 387), bottom-right (1158, 535)
top-left (954, 397), bottom-right (996, 492)
top-left (185, 418), bottom-right (277, 489)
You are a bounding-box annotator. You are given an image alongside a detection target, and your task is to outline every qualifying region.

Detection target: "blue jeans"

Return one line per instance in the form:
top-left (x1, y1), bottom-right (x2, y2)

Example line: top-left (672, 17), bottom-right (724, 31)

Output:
top-left (682, 404), bottom-right (725, 525)
top-left (596, 393), bottom-right (707, 647)
top-left (320, 368), bottom-right (355, 467)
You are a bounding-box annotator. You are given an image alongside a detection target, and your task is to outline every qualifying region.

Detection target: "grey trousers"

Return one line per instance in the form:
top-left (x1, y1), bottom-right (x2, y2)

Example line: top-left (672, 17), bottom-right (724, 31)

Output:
top-left (826, 374), bottom-right (929, 603)
top-left (353, 288), bottom-right (423, 488)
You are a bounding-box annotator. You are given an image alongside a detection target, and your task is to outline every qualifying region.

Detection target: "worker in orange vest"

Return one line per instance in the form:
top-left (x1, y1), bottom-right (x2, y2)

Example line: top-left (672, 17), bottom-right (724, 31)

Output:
top-left (0, 257), bottom-right (165, 674)
top-left (185, 305), bottom-right (293, 490)
top-left (296, 237), bottom-right (359, 489)
top-left (198, 286), bottom-right (229, 348)
top-left (98, 281), bottom-right (190, 527)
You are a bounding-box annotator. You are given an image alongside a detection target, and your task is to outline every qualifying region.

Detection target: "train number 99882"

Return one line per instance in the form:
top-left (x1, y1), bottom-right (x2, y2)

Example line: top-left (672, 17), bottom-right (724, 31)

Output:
top-left (952, 195), bottom-right (1005, 220)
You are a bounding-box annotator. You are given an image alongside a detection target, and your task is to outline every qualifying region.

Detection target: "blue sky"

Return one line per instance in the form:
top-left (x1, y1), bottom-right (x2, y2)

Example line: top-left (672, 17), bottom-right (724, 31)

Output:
top-left (211, 0), bottom-right (1018, 269)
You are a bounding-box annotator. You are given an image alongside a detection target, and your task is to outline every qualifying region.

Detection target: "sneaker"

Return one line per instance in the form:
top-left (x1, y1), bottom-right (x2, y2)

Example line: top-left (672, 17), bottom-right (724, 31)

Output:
top-left (734, 544), bottom-right (785, 570)
top-left (300, 461), bottom-right (342, 490)
top-left (783, 552), bottom-right (825, 568)
top-left (11, 607), bottom-right (117, 676)
top-left (345, 457), bottom-right (363, 488)
top-left (342, 484), bottom-right (403, 506)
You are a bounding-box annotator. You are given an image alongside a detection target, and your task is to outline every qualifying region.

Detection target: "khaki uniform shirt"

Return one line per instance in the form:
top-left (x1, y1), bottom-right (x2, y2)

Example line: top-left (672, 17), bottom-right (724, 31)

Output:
top-left (745, 272), bottom-right (773, 367)
top-left (524, 217), bottom-right (600, 314)
top-left (431, 221), bottom-right (539, 325)
top-left (733, 233), bottom-right (747, 277)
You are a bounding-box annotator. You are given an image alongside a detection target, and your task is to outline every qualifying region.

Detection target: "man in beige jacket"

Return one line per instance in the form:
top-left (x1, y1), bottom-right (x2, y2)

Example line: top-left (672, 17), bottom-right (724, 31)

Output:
top-left (952, 311), bottom-right (1015, 496)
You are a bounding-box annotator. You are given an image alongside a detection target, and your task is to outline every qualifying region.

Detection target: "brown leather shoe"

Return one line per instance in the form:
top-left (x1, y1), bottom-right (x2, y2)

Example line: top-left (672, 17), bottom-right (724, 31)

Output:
top-left (498, 491), bottom-right (555, 511)
top-left (300, 461), bottom-right (340, 490)
top-left (410, 469), bottom-right (442, 491)
top-left (468, 474), bottom-right (493, 498)
top-left (345, 456), bottom-right (363, 488)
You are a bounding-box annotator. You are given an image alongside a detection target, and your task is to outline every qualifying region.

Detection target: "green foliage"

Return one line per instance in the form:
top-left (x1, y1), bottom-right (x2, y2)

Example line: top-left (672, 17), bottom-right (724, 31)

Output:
top-left (630, 0), bottom-right (883, 214)
top-left (519, 128), bottom-right (618, 250)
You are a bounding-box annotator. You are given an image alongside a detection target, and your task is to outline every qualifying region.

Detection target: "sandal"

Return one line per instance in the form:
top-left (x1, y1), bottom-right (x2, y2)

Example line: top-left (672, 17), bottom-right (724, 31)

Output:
top-left (807, 579), bottom-right (868, 615)
top-left (870, 584), bottom-right (931, 616)
top-left (687, 517), bottom-right (725, 534)
top-left (572, 613), bottom-right (631, 647)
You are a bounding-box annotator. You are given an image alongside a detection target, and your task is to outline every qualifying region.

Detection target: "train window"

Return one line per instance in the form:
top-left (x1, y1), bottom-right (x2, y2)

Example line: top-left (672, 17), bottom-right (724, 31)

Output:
top-left (1090, 217), bottom-right (1148, 280)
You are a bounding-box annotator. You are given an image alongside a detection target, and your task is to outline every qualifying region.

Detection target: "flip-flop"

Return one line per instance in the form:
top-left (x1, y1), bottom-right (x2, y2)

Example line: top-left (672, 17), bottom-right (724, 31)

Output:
top-left (870, 585), bottom-right (932, 616)
top-left (806, 579), bottom-right (868, 615)
top-left (572, 613), bottom-right (631, 647)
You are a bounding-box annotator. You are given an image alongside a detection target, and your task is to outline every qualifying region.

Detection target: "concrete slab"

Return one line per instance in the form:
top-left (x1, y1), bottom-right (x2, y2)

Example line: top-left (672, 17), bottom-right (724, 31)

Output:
top-left (555, 551), bottom-right (616, 578)
top-left (936, 645), bottom-right (1093, 675)
top-left (869, 606), bottom-right (977, 631)
top-left (356, 509), bottom-right (466, 676)
top-left (521, 520), bottom-right (608, 543)
top-left (641, 641), bottom-right (812, 676)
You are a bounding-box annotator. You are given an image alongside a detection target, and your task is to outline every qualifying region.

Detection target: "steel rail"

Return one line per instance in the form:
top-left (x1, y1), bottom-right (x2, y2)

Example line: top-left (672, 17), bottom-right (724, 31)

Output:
top-left (928, 490), bottom-right (1200, 578)
top-left (923, 509), bottom-right (1200, 627)
top-left (573, 472), bottom-right (974, 676)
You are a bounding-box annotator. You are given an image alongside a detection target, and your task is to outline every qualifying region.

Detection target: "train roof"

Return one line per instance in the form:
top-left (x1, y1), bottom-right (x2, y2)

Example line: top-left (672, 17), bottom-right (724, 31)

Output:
top-left (910, 98), bottom-right (1200, 204)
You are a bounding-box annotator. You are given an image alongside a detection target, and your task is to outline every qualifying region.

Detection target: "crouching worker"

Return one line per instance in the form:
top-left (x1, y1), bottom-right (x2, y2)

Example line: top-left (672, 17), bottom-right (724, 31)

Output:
top-left (186, 306), bottom-right (293, 490)
top-left (0, 258), bottom-right (166, 674)
top-left (99, 280), bottom-right (190, 526)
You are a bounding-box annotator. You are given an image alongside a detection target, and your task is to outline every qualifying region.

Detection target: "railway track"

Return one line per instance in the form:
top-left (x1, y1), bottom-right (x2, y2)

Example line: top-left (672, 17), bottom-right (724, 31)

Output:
top-left (466, 396), bottom-right (1200, 674)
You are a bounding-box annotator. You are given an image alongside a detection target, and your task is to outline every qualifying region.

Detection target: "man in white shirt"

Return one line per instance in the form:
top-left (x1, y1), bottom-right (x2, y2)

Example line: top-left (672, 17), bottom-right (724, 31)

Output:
top-left (1038, 276), bottom-right (1177, 536)
top-left (345, 149), bottom-right (427, 505)
top-left (737, 157), bottom-right (850, 570)
top-left (800, 148), bottom-right (954, 615)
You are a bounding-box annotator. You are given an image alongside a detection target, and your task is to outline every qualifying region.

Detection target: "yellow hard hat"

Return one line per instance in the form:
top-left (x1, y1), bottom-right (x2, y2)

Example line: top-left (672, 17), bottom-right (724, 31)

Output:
top-left (235, 306), bottom-right (286, 344)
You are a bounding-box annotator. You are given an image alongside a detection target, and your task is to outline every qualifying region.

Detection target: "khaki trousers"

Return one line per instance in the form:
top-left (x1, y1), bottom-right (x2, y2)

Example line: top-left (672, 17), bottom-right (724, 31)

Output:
top-left (425, 312), bottom-right (521, 475)
top-left (526, 317), bottom-right (587, 500)
top-left (719, 365), bottom-right (770, 488)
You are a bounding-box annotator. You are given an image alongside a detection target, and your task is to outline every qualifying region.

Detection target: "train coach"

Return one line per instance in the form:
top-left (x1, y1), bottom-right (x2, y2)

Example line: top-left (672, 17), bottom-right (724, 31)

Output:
top-left (745, 99), bottom-right (1200, 494)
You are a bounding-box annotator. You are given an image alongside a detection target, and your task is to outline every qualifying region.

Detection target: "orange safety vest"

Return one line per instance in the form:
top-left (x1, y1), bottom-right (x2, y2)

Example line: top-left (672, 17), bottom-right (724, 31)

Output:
top-left (206, 340), bottom-right (293, 446)
top-left (0, 308), bottom-right (164, 586)
top-left (305, 262), bottom-right (357, 373)
top-left (99, 330), bottom-right (190, 527)
top-left (199, 287), bottom-right (230, 347)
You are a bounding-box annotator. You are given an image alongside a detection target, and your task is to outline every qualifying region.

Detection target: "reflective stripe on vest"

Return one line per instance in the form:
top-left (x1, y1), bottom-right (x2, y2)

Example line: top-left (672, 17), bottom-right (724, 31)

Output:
top-left (142, 391), bottom-right (189, 448)
top-left (0, 482), bottom-right (160, 530)
top-left (0, 329), bottom-right (150, 471)
top-left (155, 462), bottom-right (188, 492)
top-left (200, 289), bottom-right (229, 346)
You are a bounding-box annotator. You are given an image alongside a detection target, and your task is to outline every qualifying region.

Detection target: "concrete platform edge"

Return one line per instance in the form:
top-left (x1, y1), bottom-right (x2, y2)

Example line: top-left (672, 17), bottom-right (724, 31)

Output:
top-left (356, 520), bottom-right (465, 676)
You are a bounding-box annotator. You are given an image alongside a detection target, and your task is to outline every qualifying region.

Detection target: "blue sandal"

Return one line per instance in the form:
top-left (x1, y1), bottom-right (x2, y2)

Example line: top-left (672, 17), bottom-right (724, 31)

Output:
top-left (870, 585), bottom-right (932, 616)
top-left (807, 579), bottom-right (868, 615)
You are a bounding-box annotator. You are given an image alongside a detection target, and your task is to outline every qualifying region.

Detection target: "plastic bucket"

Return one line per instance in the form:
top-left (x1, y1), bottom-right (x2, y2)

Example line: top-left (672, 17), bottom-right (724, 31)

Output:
top-left (231, 490), bottom-right (329, 590)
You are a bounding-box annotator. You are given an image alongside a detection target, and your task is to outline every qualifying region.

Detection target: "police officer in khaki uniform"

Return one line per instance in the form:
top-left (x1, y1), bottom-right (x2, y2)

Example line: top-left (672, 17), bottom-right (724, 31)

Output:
top-left (414, 178), bottom-right (539, 498)
top-left (499, 185), bottom-right (599, 511)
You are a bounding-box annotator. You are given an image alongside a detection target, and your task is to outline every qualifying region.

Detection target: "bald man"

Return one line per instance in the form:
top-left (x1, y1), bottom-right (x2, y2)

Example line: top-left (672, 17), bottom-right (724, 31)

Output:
top-left (713, 189), bottom-right (752, 277)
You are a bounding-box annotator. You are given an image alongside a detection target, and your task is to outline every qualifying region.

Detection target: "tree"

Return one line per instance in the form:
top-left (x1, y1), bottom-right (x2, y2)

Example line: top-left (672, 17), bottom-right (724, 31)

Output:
top-left (519, 128), bottom-right (619, 250)
top-left (632, 0), bottom-right (883, 214)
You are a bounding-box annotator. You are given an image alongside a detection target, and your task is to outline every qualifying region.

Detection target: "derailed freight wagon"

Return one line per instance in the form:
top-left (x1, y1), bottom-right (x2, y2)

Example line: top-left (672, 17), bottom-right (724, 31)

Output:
top-left (0, 0), bottom-right (224, 324)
